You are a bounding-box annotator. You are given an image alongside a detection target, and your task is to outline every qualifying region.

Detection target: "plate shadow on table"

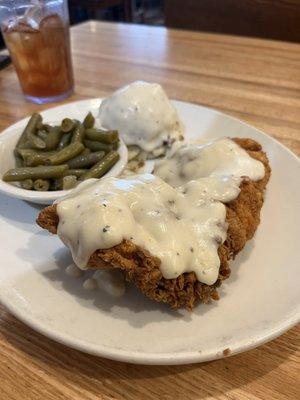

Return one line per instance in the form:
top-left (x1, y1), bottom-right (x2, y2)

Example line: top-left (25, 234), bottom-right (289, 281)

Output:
top-left (1, 308), bottom-right (297, 400)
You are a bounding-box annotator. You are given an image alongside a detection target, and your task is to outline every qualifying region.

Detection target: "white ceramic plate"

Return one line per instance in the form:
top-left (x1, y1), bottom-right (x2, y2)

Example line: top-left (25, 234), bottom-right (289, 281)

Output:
top-left (0, 112), bottom-right (128, 204)
top-left (0, 99), bottom-right (299, 365)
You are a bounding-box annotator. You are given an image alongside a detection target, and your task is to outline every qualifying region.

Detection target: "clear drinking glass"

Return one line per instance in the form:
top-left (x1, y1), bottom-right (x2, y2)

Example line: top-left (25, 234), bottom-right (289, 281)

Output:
top-left (0, 0), bottom-right (74, 104)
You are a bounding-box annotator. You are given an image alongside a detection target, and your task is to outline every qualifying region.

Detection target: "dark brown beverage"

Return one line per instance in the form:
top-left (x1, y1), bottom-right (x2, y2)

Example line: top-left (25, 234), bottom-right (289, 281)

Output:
top-left (3, 14), bottom-right (74, 103)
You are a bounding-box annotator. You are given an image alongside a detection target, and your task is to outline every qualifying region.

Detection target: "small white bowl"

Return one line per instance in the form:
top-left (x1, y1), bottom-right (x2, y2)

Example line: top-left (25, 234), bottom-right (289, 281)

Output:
top-left (0, 124), bottom-right (128, 205)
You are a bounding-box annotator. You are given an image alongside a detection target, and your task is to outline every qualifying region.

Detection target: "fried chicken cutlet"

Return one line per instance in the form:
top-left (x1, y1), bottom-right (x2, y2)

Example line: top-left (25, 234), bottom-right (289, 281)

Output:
top-left (37, 138), bottom-right (271, 310)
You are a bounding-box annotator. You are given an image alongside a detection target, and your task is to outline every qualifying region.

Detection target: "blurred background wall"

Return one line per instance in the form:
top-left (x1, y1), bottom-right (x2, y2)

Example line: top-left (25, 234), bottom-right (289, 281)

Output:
top-left (67, 0), bottom-right (164, 26)
top-left (1, 0), bottom-right (300, 48)
top-left (164, 0), bottom-right (300, 43)
top-left (68, 0), bottom-right (300, 43)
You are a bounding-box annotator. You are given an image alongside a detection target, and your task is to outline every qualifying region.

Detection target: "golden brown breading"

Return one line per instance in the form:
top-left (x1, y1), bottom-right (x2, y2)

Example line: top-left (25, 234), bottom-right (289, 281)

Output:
top-left (37, 138), bottom-right (271, 310)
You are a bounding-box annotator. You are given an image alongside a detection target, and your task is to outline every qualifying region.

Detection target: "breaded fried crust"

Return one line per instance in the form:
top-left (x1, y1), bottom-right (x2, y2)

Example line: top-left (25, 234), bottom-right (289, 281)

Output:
top-left (37, 138), bottom-right (271, 309)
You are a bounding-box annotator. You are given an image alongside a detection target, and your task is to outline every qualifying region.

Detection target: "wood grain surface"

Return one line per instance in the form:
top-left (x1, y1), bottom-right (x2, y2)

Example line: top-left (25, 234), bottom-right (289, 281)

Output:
top-left (0, 21), bottom-right (299, 400)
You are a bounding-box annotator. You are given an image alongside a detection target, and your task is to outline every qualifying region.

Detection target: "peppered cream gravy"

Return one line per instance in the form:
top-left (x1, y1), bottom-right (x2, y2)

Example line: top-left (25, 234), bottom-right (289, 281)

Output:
top-left (56, 138), bottom-right (265, 286)
top-left (154, 138), bottom-right (265, 187)
top-left (57, 174), bottom-right (241, 285)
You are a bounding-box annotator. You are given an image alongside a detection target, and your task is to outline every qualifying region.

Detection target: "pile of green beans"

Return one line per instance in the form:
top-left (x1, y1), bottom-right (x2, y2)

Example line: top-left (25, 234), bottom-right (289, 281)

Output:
top-left (3, 112), bottom-right (120, 191)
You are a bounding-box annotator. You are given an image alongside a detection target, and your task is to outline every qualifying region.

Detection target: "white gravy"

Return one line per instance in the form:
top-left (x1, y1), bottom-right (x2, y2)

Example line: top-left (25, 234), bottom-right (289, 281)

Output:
top-left (154, 138), bottom-right (265, 187)
top-left (57, 174), bottom-right (241, 285)
top-left (98, 81), bottom-right (184, 152)
top-left (56, 138), bottom-right (265, 286)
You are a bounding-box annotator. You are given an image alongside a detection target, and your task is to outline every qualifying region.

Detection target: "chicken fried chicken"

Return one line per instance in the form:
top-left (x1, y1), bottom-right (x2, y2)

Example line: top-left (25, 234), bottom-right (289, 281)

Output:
top-left (37, 138), bottom-right (270, 310)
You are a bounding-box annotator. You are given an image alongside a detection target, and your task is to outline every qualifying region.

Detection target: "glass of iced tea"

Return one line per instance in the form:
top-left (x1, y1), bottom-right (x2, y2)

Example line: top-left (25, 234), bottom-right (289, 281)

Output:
top-left (0, 0), bottom-right (74, 104)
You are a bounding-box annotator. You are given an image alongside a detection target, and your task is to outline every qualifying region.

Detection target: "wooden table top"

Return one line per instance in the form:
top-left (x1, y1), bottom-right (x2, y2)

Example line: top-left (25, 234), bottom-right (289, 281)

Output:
top-left (0, 21), bottom-right (299, 400)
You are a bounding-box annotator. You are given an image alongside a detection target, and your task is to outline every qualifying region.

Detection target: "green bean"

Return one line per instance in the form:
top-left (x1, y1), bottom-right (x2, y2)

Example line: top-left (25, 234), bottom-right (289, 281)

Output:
top-left (18, 149), bottom-right (56, 166)
top-left (25, 152), bottom-right (53, 167)
top-left (63, 175), bottom-right (77, 190)
top-left (46, 142), bottom-right (84, 165)
top-left (62, 169), bottom-right (88, 178)
top-left (81, 151), bottom-right (120, 180)
top-left (85, 128), bottom-right (119, 144)
top-left (16, 113), bottom-right (42, 149)
top-left (33, 179), bottom-right (50, 191)
top-left (18, 148), bottom-right (37, 158)
top-left (37, 130), bottom-right (48, 141)
top-left (24, 155), bottom-right (47, 167)
top-left (28, 134), bottom-right (46, 150)
top-left (18, 148), bottom-right (55, 159)
top-left (57, 132), bottom-right (71, 150)
top-left (83, 112), bottom-right (95, 129)
top-left (17, 148), bottom-right (35, 159)
top-left (67, 151), bottom-right (105, 169)
top-left (71, 123), bottom-right (85, 143)
top-left (44, 126), bottom-right (63, 150)
top-left (61, 118), bottom-right (75, 133)
top-left (20, 179), bottom-right (33, 190)
top-left (2, 165), bottom-right (68, 182)
top-left (36, 120), bottom-right (43, 130)
top-left (112, 140), bottom-right (119, 150)
top-left (8, 113), bottom-right (122, 192)
top-left (17, 140), bottom-right (35, 150)
top-left (83, 139), bottom-right (113, 153)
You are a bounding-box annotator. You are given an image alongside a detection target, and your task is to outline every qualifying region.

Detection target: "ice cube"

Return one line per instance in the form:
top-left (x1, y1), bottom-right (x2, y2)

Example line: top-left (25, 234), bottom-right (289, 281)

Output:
top-left (24, 5), bottom-right (43, 30)
top-left (18, 21), bottom-right (39, 34)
